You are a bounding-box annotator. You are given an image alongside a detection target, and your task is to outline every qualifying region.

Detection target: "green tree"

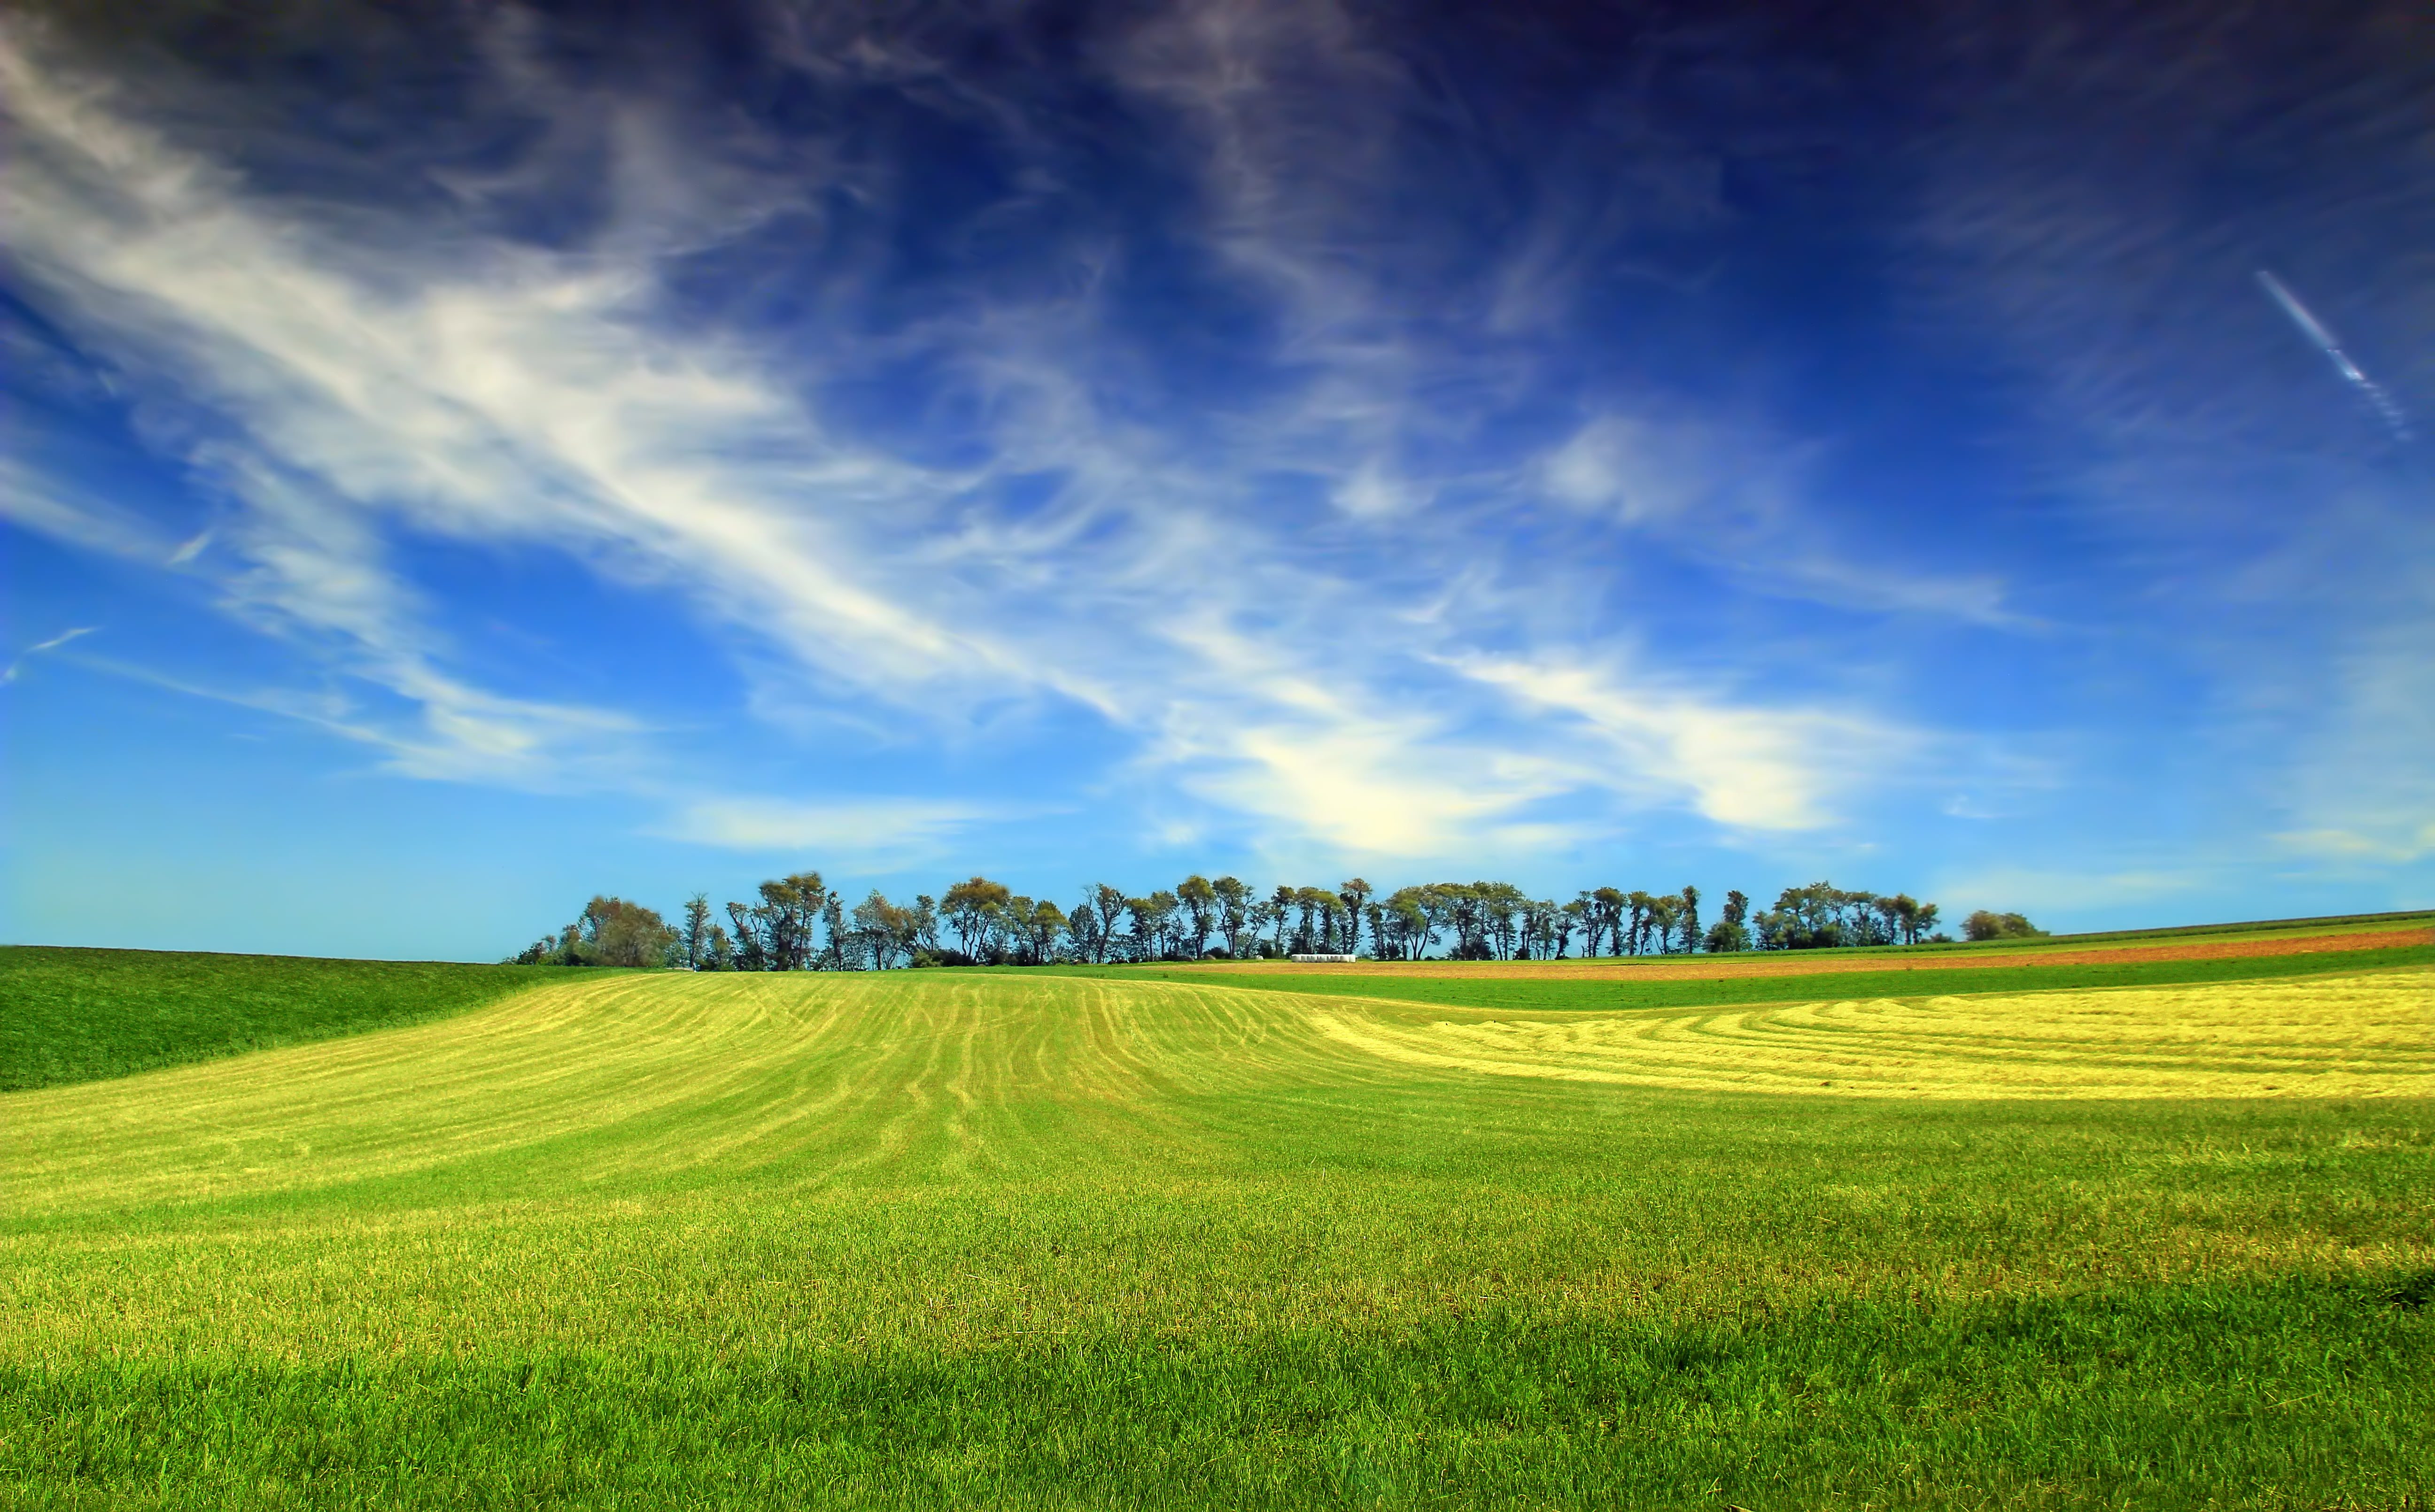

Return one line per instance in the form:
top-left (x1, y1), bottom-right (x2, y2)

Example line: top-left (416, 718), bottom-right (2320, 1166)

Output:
top-left (1337, 878), bottom-right (1373, 954)
top-left (943, 877), bottom-right (1013, 962)
top-left (1212, 876), bottom-right (1252, 957)
top-left (1963, 909), bottom-right (2045, 941)
top-left (1130, 892), bottom-right (1178, 961)
top-left (567, 895), bottom-right (677, 968)
top-left (1176, 875), bottom-right (1217, 959)
top-left (1644, 894), bottom-right (1680, 956)
top-left (679, 894), bottom-right (712, 969)
top-left (1092, 885), bottom-right (1128, 963)
top-left (724, 901), bottom-right (766, 970)
top-left (1065, 898), bottom-right (1105, 962)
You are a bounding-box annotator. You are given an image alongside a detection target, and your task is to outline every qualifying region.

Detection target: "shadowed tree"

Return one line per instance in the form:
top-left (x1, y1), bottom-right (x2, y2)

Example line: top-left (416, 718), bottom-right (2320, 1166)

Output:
top-left (1678, 886), bottom-right (1701, 954)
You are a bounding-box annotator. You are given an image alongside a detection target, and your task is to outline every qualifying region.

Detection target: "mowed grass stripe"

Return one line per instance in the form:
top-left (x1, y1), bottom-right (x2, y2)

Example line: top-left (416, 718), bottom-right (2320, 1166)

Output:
top-left (1311, 971), bottom-right (2435, 1097)
top-left (0, 974), bottom-right (1386, 1221)
top-left (1035, 939), bottom-right (2434, 1012)
top-left (7, 968), bottom-right (2433, 1506)
top-left (12, 968), bottom-right (2432, 1227)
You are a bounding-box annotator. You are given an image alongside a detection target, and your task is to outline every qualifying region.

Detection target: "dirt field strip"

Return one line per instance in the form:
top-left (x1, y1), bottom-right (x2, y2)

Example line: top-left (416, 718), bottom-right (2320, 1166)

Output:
top-left (1160, 926), bottom-right (2435, 981)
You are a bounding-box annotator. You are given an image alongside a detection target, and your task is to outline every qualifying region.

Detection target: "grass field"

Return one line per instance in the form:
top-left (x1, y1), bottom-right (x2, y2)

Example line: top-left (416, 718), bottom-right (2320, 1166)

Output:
top-left (0, 946), bottom-right (547, 1092)
top-left (1024, 936), bottom-right (2435, 1015)
top-left (5, 960), bottom-right (2433, 1506)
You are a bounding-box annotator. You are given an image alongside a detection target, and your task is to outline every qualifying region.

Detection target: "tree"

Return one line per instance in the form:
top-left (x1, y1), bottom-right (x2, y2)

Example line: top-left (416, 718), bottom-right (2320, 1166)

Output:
top-left (1093, 885), bottom-right (1129, 963)
top-left (1212, 876), bottom-right (1251, 957)
top-left (1022, 898), bottom-right (1066, 964)
top-left (1129, 892), bottom-right (1178, 961)
top-left (1065, 898), bottom-right (1105, 963)
top-left (680, 894), bottom-right (712, 970)
top-left (1559, 897), bottom-right (1590, 958)
top-left (1337, 879), bottom-right (1373, 954)
top-left (1704, 918), bottom-right (1751, 953)
top-left (1963, 910), bottom-right (2045, 941)
top-left (943, 877), bottom-right (1014, 962)
top-left (821, 895), bottom-right (848, 970)
top-left (1380, 888), bottom-right (1434, 959)
top-left (1177, 875), bottom-right (1217, 959)
top-left (853, 891), bottom-right (923, 969)
top-left (1705, 889), bottom-right (1752, 953)
top-left (566, 895), bottom-right (677, 967)
top-left (1759, 881), bottom-right (1851, 950)
top-left (1677, 885), bottom-right (1701, 954)
top-left (1590, 887), bottom-right (1626, 956)
top-left (725, 901), bottom-right (766, 970)
top-left (745, 872), bottom-right (828, 970)
top-left (1644, 894), bottom-right (1679, 955)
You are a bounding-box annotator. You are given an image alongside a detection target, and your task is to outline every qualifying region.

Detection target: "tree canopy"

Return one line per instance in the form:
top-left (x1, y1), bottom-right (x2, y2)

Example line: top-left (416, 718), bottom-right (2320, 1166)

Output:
top-left (515, 872), bottom-right (1981, 969)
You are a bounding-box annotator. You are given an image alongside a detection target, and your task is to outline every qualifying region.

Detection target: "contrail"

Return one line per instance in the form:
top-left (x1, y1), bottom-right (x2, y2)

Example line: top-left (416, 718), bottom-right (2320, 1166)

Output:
top-left (0, 625), bottom-right (96, 685)
top-left (2257, 270), bottom-right (2413, 442)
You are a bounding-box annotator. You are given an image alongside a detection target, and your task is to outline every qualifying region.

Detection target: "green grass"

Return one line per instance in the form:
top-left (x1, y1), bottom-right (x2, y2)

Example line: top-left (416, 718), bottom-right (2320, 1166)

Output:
top-left (1017, 940), bottom-right (2435, 1014)
top-left (4, 967), bottom-right (2431, 1507)
top-left (2025, 907), bottom-right (2435, 946)
top-left (0, 946), bottom-right (553, 1092)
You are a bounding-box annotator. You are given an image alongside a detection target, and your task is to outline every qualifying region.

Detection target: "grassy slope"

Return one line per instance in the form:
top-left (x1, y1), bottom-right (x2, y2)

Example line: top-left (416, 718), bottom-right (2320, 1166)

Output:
top-left (1016, 939), bottom-right (2435, 1014)
top-left (4, 969), bottom-right (2431, 1508)
top-left (0, 945), bottom-right (553, 1092)
top-left (2018, 907), bottom-right (2434, 945)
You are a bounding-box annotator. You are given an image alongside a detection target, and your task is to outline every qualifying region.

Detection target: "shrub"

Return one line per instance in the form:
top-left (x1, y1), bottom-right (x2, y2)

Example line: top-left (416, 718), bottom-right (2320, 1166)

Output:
top-left (1963, 910), bottom-right (2047, 942)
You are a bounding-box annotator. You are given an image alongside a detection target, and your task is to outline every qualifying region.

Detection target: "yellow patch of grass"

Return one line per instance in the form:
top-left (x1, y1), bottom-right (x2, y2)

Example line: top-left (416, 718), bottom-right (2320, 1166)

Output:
top-left (1309, 969), bottom-right (2435, 1098)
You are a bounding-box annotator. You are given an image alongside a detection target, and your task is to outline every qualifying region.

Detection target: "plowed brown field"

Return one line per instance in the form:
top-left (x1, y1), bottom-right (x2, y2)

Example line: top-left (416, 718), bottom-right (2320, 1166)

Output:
top-left (1163, 926), bottom-right (2434, 981)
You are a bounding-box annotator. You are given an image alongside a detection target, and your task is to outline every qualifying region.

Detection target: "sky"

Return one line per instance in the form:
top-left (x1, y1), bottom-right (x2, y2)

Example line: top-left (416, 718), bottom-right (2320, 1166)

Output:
top-left (2, 0), bottom-right (2429, 960)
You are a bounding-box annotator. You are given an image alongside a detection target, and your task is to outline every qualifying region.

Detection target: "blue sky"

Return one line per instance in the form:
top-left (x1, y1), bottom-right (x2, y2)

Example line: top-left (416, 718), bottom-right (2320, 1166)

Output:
top-left (3, 0), bottom-right (2428, 959)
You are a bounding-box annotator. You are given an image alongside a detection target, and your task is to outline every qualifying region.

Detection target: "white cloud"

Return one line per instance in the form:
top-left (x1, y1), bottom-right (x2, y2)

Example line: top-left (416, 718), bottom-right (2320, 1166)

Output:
top-left (1449, 656), bottom-right (1916, 831)
top-left (1534, 413), bottom-right (2018, 624)
top-left (661, 797), bottom-right (990, 863)
top-left (0, 12), bottom-right (1985, 867)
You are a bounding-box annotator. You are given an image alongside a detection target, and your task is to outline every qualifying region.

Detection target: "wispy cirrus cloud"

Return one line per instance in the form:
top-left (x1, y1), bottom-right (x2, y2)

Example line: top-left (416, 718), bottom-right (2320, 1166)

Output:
top-left (0, 5), bottom-right (2022, 876)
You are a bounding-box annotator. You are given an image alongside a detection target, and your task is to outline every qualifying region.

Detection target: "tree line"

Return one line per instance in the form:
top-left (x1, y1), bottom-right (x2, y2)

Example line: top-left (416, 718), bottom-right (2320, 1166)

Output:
top-left (511, 875), bottom-right (2034, 970)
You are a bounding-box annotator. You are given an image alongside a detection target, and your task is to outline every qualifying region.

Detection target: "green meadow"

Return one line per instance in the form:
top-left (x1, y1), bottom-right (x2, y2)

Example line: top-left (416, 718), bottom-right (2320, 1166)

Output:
top-left (3, 958), bottom-right (2432, 1507)
top-left (0, 947), bottom-right (543, 1093)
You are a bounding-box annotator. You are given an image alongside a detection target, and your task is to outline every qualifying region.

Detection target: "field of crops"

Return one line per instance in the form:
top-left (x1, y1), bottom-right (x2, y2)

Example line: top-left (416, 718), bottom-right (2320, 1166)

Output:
top-left (5, 958), bottom-right (2433, 1507)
